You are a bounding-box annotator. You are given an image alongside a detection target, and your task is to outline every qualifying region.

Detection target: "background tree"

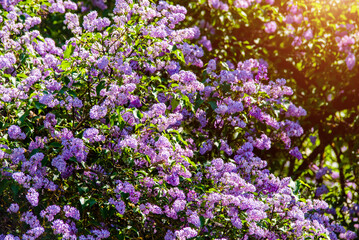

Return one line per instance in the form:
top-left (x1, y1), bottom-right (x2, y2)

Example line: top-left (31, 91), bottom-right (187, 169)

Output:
top-left (168, 0), bottom-right (359, 233)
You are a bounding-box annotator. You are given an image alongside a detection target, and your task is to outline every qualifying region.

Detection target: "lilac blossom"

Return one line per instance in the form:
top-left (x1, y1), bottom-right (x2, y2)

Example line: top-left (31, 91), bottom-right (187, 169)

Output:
top-left (8, 125), bottom-right (26, 140)
top-left (289, 146), bottom-right (303, 160)
top-left (7, 203), bottom-right (19, 213)
top-left (346, 52), bottom-right (356, 70)
top-left (40, 205), bottom-right (61, 221)
top-left (89, 105), bottom-right (107, 119)
top-left (63, 205), bottom-right (81, 220)
top-left (264, 21), bottom-right (277, 33)
top-left (175, 227), bottom-right (197, 240)
top-left (97, 56), bottom-right (109, 69)
top-left (26, 188), bottom-right (39, 207)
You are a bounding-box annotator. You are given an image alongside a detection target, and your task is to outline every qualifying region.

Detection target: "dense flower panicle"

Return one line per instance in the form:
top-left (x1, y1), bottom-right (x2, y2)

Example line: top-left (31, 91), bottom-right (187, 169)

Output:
top-left (286, 104), bottom-right (307, 118)
top-left (289, 146), bottom-right (303, 160)
top-left (7, 203), bottom-right (19, 213)
top-left (26, 188), bottom-right (39, 206)
top-left (264, 21), bottom-right (277, 33)
top-left (0, 53), bottom-right (16, 69)
top-left (91, 229), bottom-right (110, 239)
top-left (51, 155), bottom-right (67, 173)
top-left (8, 125), bottom-right (26, 140)
top-left (83, 128), bottom-right (105, 142)
top-left (109, 198), bottom-right (126, 215)
top-left (316, 184), bottom-right (329, 197)
top-left (175, 227), bottom-right (198, 240)
top-left (40, 205), bottom-right (61, 221)
top-left (346, 52), bottom-right (356, 70)
top-left (89, 105), bottom-right (107, 119)
top-left (97, 56), bottom-right (109, 69)
top-left (63, 205), bottom-right (81, 220)
top-left (64, 13), bottom-right (82, 35)
top-left (2, 234), bottom-right (21, 240)
top-left (51, 219), bottom-right (72, 238)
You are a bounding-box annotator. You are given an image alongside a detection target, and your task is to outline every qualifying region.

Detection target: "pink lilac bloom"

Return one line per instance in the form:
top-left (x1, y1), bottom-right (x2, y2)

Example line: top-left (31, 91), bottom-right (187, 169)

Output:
top-left (303, 28), bottom-right (313, 40)
top-left (264, 21), bottom-right (277, 33)
top-left (346, 52), bottom-right (356, 70)
top-left (337, 35), bottom-right (355, 52)
top-left (292, 36), bottom-right (302, 46)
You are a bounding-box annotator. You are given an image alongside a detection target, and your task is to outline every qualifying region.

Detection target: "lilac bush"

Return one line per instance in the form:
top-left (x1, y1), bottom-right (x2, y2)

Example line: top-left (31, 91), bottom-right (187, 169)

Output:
top-left (0, 0), bottom-right (356, 239)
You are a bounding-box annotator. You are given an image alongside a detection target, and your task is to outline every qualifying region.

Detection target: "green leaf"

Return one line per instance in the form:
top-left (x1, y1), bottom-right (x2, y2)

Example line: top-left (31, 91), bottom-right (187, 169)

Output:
top-left (209, 101), bottom-right (218, 110)
top-left (187, 158), bottom-right (197, 170)
top-left (35, 102), bottom-right (45, 110)
top-left (87, 198), bottom-right (97, 207)
top-left (221, 62), bottom-right (230, 71)
top-left (78, 186), bottom-right (89, 194)
top-left (96, 81), bottom-right (106, 96)
top-left (132, 108), bottom-right (143, 119)
top-left (60, 60), bottom-right (71, 70)
top-left (171, 98), bottom-right (180, 110)
top-left (199, 216), bottom-right (205, 228)
top-left (17, 73), bottom-right (28, 79)
top-left (194, 99), bottom-right (204, 111)
top-left (11, 184), bottom-right (19, 197)
top-left (173, 49), bottom-right (185, 63)
top-left (222, 83), bottom-right (231, 92)
top-left (63, 43), bottom-right (75, 59)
